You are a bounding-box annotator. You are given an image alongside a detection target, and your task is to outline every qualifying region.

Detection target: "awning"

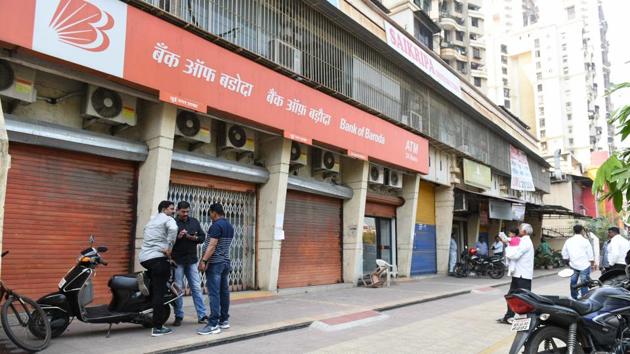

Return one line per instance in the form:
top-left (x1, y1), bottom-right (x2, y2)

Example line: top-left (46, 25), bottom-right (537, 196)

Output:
top-left (526, 204), bottom-right (591, 219)
top-left (455, 187), bottom-right (527, 205)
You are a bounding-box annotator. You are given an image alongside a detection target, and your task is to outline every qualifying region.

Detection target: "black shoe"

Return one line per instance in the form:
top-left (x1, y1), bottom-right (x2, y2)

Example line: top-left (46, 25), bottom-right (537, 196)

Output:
top-left (173, 317), bottom-right (183, 327)
top-left (496, 317), bottom-right (510, 325)
top-left (198, 316), bottom-right (208, 324)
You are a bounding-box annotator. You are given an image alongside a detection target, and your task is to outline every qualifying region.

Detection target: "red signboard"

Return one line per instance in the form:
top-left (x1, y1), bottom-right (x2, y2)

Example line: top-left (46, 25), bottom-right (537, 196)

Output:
top-left (0, 0), bottom-right (429, 173)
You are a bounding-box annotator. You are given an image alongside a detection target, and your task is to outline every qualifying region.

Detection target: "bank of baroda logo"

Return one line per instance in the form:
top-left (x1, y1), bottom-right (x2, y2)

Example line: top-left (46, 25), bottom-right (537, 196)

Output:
top-left (33, 0), bottom-right (128, 77)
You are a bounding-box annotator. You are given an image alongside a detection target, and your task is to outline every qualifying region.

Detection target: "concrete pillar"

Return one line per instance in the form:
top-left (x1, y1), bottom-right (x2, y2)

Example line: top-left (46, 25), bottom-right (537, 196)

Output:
top-left (256, 137), bottom-right (291, 291)
top-left (525, 214), bottom-right (543, 247)
top-left (0, 103), bottom-right (9, 274)
top-left (467, 213), bottom-right (481, 248)
top-left (396, 174), bottom-right (421, 277)
top-left (435, 185), bottom-right (454, 274)
top-left (488, 219), bottom-right (501, 243)
top-left (133, 102), bottom-right (177, 271)
top-left (341, 158), bottom-right (369, 284)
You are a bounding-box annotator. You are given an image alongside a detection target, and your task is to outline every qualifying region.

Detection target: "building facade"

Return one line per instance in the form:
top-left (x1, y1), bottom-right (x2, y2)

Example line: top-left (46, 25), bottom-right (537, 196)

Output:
top-left (0, 0), bottom-right (548, 301)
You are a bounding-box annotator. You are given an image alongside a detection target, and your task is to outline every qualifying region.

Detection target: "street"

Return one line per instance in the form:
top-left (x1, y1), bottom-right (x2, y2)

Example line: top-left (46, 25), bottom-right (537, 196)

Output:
top-left (188, 275), bottom-right (569, 354)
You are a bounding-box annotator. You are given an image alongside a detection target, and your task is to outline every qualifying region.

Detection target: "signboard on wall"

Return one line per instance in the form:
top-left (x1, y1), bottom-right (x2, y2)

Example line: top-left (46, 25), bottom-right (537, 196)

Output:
top-left (510, 146), bottom-right (536, 191)
top-left (463, 159), bottom-right (492, 190)
top-left (0, 0), bottom-right (430, 174)
top-left (512, 204), bottom-right (526, 221)
top-left (489, 200), bottom-right (512, 220)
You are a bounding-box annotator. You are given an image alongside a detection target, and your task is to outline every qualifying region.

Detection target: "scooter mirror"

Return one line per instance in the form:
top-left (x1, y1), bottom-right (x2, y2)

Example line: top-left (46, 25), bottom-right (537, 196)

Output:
top-left (97, 246), bottom-right (108, 253)
top-left (558, 268), bottom-right (574, 278)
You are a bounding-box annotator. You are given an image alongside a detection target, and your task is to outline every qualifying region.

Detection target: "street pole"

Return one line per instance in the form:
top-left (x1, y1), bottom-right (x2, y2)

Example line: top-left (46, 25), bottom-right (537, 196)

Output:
top-left (0, 103), bottom-right (10, 275)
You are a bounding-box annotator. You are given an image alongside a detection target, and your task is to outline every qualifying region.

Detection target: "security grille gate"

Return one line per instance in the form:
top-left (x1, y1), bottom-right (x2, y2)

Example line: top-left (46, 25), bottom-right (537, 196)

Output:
top-left (168, 183), bottom-right (256, 291)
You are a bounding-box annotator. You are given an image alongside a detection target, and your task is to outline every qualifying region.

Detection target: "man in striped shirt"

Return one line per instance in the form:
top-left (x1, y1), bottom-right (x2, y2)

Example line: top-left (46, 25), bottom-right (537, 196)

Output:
top-left (197, 203), bottom-right (234, 335)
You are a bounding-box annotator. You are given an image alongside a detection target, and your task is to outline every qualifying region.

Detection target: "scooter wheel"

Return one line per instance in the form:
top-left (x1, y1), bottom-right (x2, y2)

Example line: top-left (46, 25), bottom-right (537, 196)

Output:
top-left (42, 307), bottom-right (70, 338)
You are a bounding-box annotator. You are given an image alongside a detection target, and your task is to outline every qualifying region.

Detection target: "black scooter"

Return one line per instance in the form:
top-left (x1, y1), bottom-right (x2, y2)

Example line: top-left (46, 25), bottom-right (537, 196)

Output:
top-left (37, 236), bottom-right (182, 338)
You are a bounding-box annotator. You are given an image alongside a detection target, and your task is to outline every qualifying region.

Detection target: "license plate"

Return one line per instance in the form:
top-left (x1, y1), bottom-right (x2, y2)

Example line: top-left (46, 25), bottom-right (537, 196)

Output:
top-left (511, 317), bottom-right (531, 332)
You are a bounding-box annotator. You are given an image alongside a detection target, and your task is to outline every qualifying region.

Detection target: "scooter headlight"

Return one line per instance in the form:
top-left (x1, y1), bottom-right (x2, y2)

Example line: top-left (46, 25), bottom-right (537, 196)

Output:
top-left (539, 313), bottom-right (550, 321)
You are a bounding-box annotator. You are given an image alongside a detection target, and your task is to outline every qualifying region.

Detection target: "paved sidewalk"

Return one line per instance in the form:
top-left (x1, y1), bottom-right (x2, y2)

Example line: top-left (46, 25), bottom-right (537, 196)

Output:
top-left (39, 270), bottom-right (557, 354)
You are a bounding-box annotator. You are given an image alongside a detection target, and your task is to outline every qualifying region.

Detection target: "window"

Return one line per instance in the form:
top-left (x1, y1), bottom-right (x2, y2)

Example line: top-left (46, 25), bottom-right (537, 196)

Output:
top-left (568, 127), bottom-right (572, 134)
top-left (566, 6), bottom-right (575, 20)
top-left (567, 113), bottom-right (572, 120)
top-left (536, 62), bottom-right (541, 70)
top-left (539, 118), bottom-right (545, 127)
top-left (474, 77), bottom-right (482, 87)
top-left (541, 142), bottom-right (547, 151)
top-left (535, 50), bottom-right (541, 58)
top-left (503, 78), bottom-right (508, 86)
top-left (540, 130), bottom-right (546, 138)
top-left (455, 1), bottom-right (463, 13)
top-left (536, 72), bottom-right (542, 80)
top-left (504, 99), bottom-right (511, 109)
top-left (471, 18), bottom-right (479, 27)
top-left (562, 55), bottom-right (568, 64)
top-left (501, 55), bottom-right (508, 64)
top-left (473, 48), bottom-right (481, 59)
top-left (502, 67), bottom-right (508, 75)
top-left (456, 31), bottom-right (464, 41)
top-left (563, 66), bottom-right (569, 75)
top-left (538, 106), bottom-right (544, 115)
top-left (537, 84), bottom-right (543, 92)
top-left (501, 44), bottom-right (508, 54)
top-left (534, 39), bottom-right (540, 48)
top-left (566, 102), bottom-right (572, 110)
top-left (504, 88), bottom-right (510, 97)
top-left (561, 43), bottom-right (567, 52)
top-left (457, 61), bottom-right (467, 73)
top-left (569, 138), bottom-right (574, 145)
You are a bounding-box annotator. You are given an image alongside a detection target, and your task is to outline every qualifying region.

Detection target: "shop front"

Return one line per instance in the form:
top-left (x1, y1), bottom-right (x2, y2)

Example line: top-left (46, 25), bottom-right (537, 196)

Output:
top-left (363, 192), bottom-right (401, 273)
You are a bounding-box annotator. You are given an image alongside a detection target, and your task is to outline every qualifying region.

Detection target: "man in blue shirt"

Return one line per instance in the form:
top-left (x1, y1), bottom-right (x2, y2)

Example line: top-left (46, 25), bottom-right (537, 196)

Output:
top-left (476, 240), bottom-right (489, 257)
top-left (197, 203), bottom-right (234, 335)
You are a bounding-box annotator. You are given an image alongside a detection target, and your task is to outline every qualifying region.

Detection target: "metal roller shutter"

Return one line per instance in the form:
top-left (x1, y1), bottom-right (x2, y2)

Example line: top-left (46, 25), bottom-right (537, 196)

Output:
top-left (2, 143), bottom-right (137, 303)
top-left (278, 191), bottom-right (342, 288)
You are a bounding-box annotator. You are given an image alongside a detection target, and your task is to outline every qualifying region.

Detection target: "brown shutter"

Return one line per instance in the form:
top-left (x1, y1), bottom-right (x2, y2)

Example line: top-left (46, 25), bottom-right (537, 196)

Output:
top-left (365, 192), bottom-right (403, 218)
top-left (278, 191), bottom-right (342, 288)
top-left (2, 143), bottom-right (137, 303)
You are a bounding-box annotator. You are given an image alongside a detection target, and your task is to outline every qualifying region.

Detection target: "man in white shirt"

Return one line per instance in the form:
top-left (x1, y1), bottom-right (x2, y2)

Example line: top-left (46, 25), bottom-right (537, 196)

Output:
top-left (562, 225), bottom-right (595, 299)
top-left (585, 228), bottom-right (600, 270)
top-left (606, 226), bottom-right (628, 273)
top-left (497, 223), bottom-right (535, 324)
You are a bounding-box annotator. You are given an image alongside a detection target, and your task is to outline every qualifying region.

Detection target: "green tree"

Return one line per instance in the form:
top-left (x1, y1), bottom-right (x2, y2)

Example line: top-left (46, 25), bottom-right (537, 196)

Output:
top-left (592, 83), bottom-right (630, 221)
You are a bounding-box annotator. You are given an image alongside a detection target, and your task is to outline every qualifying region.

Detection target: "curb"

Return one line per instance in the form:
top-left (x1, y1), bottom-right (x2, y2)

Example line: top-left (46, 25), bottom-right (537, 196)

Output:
top-left (148, 272), bottom-right (557, 354)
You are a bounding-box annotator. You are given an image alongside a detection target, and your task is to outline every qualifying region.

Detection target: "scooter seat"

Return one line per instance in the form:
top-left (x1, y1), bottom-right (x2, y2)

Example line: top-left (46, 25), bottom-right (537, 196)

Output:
top-left (109, 275), bottom-right (139, 291)
top-left (553, 298), bottom-right (601, 315)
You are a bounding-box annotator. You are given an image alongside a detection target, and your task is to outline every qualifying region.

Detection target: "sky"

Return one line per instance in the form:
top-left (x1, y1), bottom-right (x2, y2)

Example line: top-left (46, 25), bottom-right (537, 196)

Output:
top-left (602, 0), bottom-right (630, 129)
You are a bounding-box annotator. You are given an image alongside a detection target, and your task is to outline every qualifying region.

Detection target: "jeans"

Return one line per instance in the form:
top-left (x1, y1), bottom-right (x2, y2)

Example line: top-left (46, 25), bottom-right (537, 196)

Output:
top-left (173, 262), bottom-right (207, 320)
top-left (504, 276), bottom-right (532, 320)
top-left (570, 267), bottom-right (591, 299)
top-left (206, 261), bottom-right (231, 327)
top-left (140, 257), bottom-right (170, 329)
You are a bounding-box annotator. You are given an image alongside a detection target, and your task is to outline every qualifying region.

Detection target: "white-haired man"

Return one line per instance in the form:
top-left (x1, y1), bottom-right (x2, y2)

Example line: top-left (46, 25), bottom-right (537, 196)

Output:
top-left (497, 223), bottom-right (535, 324)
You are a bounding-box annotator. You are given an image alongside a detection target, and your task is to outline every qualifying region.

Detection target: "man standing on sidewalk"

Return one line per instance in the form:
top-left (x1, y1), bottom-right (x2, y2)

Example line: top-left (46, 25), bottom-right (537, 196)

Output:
top-left (139, 200), bottom-right (178, 337)
top-left (197, 203), bottom-right (234, 335)
top-left (497, 223), bottom-right (535, 324)
top-left (171, 201), bottom-right (208, 326)
top-left (606, 227), bottom-right (628, 273)
top-left (562, 225), bottom-right (595, 299)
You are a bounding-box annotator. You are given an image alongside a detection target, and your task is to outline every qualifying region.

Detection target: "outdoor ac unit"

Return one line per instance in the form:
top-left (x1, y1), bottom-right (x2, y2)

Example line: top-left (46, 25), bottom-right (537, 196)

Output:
top-left (312, 148), bottom-right (339, 174)
top-left (0, 60), bottom-right (37, 103)
top-left (218, 123), bottom-right (256, 152)
top-left (385, 169), bottom-right (403, 189)
top-left (368, 164), bottom-right (385, 185)
top-left (175, 110), bottom-right (211, 144)
top-left (454, 190), bottom-right (467, 211)
top-left (410, 111), bottom-right (422, 131)
top-left (269, 39), bottom-right (302, 74)
top-left (290, 141), bottom-right (308, 167)
top-left (82, 85), bottom-right (137, 126)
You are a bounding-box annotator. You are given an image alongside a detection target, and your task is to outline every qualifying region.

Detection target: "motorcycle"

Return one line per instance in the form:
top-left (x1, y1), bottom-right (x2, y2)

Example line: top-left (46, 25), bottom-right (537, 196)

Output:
top-left (505, 267), bottom-right (630, 354)
top-left (37, 236), bottom-right (182, 338)
top-left (454, 246), bottom-right (505, 279)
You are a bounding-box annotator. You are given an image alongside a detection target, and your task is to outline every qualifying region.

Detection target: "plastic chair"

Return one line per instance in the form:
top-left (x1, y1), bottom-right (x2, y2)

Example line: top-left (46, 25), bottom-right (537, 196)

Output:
top-left (376, 259), bottom-right (398, 287)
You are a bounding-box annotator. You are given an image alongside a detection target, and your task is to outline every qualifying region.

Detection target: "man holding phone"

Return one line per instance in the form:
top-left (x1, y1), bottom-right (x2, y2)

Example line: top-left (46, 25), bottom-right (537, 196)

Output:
top-left (171, 201), bottom-right (208, 326)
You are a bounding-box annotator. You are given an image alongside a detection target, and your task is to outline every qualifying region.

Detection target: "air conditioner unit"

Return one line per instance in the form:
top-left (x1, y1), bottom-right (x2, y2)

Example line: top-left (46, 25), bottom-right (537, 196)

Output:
top-left (385, 169), bottom-right (403, 189)
top-left (0, 60), bottom-right (37, 103)
top-left (312, 148), bottom-right (339, 174)
top-left (218, 123), bottom-right (256, 152)
top-left (175, 110), bottom-right (211, 144)
top-left (269, 39), bottom-right (302, 74)
top-left (368, 164), bottom-right (385, 185)
top-left (82, 85), bottom-right (137, 126)
top-left (454, 190), bottom-right (467, 211)
top-left (290, 141), bottom-right (308, 167)
top-left (410, 111), bottom-right (422, 131)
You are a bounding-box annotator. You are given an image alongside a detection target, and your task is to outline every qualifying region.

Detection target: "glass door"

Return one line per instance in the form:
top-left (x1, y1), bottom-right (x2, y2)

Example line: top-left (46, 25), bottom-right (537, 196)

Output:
top-left (363, 217), bottom-right (395, 273)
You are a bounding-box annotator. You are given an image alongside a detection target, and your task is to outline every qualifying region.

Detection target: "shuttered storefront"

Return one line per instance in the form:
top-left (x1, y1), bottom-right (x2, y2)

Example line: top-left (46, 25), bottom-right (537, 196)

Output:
top-left (168, 170), bottom-right (256, 291)
top-left (2, 143), bottom-right (137, 303)
top-left (411, 181), bottom-right (437, 276)
top-left (278, 191), bottom-right (342, 288)
top-left (365, 192), bottom-right (400, 218)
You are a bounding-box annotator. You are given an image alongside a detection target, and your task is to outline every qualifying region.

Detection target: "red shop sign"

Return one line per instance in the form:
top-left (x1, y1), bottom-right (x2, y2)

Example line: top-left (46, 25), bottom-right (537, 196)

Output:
top-left (0, 0), bottom-right (429, 173)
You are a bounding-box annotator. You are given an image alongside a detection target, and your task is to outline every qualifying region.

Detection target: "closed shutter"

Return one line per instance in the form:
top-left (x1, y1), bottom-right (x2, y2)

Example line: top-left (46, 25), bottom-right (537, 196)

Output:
top-left (412, 181), bottom-right (437, 275)
top-left (365, 192), bottom-right (403, 218)
top-left (2, 143), bottom-right (137, 303)
top-left (278, 191), bottom-right (342, 288)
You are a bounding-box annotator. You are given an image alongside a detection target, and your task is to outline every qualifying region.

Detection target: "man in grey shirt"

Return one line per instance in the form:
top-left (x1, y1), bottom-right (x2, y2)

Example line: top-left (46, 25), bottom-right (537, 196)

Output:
top-left (139, 200), bottom-right (178, 337)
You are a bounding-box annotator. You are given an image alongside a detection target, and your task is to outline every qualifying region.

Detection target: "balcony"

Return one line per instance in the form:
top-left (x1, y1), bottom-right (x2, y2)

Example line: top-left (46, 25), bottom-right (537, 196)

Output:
top-left (440, 45), bottom-right (468, 62)
top-left (439, 13), bottom-right (466, 30)
top-left (471, 68), bottom-right (487, 78)
top-left (470, 37), bottom-right (485, 48)
top-left (468, 0), bottom-right (483, 9)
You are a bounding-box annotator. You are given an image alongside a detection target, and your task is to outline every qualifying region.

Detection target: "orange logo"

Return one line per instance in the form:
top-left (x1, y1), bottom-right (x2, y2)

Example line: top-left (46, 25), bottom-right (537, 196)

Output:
top-left (49, 0), bottom-right (114, 52)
